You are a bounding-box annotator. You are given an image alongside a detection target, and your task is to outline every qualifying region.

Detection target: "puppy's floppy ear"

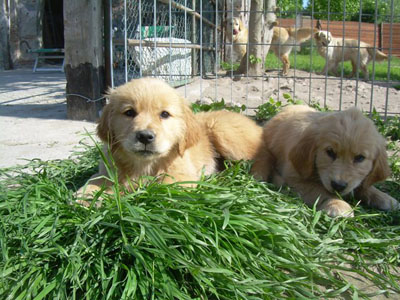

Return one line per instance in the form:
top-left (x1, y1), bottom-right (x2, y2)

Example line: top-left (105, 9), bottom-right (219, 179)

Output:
top-left (363, 143), bottom-right (391, 187)
top-left (178, 104), bottom-right (201, 156)
top-left (314, 32), bottom-right (320, 40)
top-left (97, 103), bottom-right (113, 143)
top-left (288, 126), bottom-right (318, 178)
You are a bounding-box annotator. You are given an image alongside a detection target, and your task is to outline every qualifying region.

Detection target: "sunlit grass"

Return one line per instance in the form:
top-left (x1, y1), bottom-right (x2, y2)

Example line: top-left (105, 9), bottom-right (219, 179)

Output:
top-left (221, 47), bottom-right (400, 83)
top-left (1, 105), bottom-right (399, 299)
top-left (266, 47), bottom-right (400, 82)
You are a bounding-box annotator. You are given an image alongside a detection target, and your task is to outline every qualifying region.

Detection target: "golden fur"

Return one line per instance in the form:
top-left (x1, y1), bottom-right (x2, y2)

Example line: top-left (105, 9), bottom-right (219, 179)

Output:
top-left (314, 30), bottom-right (388, 80)
top-left (270, 26), bottom-right (318, 75)
top-left (77, 78), bottom-right (263, 204)
top-left (225, 17), bottom-right (248, 62)
top-left (252, 105), bottom-right (399, 217)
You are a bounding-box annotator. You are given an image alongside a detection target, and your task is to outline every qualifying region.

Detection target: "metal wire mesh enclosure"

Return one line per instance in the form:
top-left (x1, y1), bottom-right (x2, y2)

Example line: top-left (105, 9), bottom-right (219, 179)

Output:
top-left (110, 0), bottom-right (400, 117)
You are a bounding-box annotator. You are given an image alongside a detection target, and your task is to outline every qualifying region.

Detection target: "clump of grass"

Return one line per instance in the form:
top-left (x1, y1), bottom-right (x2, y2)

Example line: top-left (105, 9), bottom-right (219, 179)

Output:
top-left (1, 102), bottom-right (400, 299)
top-left (1, 148), bottom-right (400, 299)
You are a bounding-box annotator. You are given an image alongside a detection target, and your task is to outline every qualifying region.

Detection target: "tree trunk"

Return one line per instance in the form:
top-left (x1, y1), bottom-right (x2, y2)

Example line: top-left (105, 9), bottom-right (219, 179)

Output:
top-left (64, 1), bottom-right (105, 121)
top-left (0, 0), bottom-right (12, 70)
top-left (235, 0), bottom-right (276, 77)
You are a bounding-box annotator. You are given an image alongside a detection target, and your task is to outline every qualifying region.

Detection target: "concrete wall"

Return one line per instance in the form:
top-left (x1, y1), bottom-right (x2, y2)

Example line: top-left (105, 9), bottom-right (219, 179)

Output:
top-left (0, 0), bottom-right (42, 68)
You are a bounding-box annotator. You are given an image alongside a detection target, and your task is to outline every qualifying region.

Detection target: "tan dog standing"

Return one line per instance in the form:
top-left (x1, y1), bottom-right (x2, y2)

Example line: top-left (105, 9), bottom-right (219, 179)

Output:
top-left (270, 26), bottom-right (318, 75)
top-left (77, 78), bottom-right (263, 204)
top-left (252, 105), bottom-right (399, 217)
top-left (314, 30), bottom-right (388, 80)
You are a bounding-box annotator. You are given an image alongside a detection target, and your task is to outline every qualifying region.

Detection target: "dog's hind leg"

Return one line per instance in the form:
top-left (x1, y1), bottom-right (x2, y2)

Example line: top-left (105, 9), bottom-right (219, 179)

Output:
top-left (349, 60), bottom-right (357, 78)
top-left (360, 63), bottom-right (369, 80)
top-left (280, 54), bottom-right (290, 76)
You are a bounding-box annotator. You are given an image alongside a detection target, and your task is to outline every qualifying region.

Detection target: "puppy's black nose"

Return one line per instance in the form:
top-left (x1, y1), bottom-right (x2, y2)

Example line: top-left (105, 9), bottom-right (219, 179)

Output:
top-left (331, 180), bottom-right (348, 193)
top-left (136, 130), bottom-right (155, 145)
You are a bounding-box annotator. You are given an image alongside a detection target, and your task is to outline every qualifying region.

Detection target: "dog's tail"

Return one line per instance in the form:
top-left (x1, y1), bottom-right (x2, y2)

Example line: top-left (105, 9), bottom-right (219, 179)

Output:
top-left (287, 27), bottom-right (319, 43)
top-left (367, 47), bottom-right (388, 61)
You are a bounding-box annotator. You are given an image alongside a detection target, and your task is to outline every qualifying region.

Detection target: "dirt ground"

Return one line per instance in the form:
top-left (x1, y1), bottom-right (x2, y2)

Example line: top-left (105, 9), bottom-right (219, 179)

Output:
top-left (177, 69), bottom-right (400, 116)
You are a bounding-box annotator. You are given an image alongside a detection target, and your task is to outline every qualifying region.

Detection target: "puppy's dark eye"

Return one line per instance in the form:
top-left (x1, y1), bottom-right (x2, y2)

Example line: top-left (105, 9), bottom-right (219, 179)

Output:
top-left (354, 155), bottom-right (365, 163)
top-left (124, 109), bottom-right (136, 118)
top-left (160, 111), bottom-right (170, 119)
top-left (326, 148), bottom-right (337, 160)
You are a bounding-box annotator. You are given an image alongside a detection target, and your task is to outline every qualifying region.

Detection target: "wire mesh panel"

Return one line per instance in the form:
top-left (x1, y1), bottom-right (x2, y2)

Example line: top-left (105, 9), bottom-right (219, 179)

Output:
top-left (111, 0), bottom-right (222, 87)
top-left (111, 0), bottom-right (400, 116)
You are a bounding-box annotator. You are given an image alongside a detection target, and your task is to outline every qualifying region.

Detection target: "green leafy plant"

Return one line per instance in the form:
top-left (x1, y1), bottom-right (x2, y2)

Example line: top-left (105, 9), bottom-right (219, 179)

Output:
top-left (369, 108), bottom-right (400, 141)
top-left (249, 54), bottom-right (262, 65)
top-left (254, 97), bottom-right (282, 121)
top-left (191, 98), bottom-right (246, 113)
top-left (220, 61), bottom-right (240, 71)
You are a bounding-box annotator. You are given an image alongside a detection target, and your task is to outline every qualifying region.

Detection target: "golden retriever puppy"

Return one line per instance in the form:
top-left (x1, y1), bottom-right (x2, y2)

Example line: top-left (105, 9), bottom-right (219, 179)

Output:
top-left (252, 105), bottom-right (399, 217)
top-left (225, 17), bottom-right (248, 62)
top-left (314, 30), bottom-right (388, 80)
top-left (77, 78), bottom-right (263, 203)
top-left (270, 26), bottom-right (318, 75)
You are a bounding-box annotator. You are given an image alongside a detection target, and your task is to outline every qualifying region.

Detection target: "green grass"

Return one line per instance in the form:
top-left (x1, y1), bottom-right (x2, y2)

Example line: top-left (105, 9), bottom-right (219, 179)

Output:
top-left (265, 48), bottom-right (400, 82)
top-left (221, 47), bottom-right (400, 82)
top-left (1, 105), bottom-right (400, 299)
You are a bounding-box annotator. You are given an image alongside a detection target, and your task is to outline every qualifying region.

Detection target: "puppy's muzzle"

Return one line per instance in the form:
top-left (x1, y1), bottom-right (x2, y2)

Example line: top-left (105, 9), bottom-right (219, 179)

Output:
top-left (136, 130), bottom-right (156, 145)
top-left (331, 180), bottom-right (348, 193)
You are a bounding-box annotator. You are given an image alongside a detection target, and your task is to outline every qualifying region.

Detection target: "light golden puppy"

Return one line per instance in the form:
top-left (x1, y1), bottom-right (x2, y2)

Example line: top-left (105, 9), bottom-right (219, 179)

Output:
top-left (77, 78), bottom-right (263, 203)
top-left (225, 17), bottom-right (248, 62)
top-left (314, 30), bottom-right (388, 80)
top-left (270, 26), bottom-right (318, 75)
top-left (252, 105), bottom-right (399, 217)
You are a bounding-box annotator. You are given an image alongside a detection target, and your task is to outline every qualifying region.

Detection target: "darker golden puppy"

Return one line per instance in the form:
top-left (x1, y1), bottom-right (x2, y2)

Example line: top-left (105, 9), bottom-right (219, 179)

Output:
top-left (77, 78), bottom-right (263, 203)
top-left (252, 105), bottom-right (399, 217)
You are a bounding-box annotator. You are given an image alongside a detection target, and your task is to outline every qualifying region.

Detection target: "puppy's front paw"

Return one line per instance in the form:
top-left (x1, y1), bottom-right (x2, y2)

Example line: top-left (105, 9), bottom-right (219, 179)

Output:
top-left (75, 185), bottom-right (102, 208)
top-left (319, 199), bottom-right (354, 217)
top-left (357, 186), bottom-right (400, 211)
top-left (371, 191), bottom-right (400, 211)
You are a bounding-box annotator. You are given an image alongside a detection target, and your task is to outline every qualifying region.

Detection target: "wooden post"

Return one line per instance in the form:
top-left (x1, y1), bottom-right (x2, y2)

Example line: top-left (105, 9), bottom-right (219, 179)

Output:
top-left (64, 0), bottom-right (105, 121)
top-left (191, 0), bottom-right (198, 76)
top-left (104, 0), bottom-right (112, 88)
top-left (0, 0), bottom-right (12, 70)
top-left (235, 0), bottom-right (276, 76)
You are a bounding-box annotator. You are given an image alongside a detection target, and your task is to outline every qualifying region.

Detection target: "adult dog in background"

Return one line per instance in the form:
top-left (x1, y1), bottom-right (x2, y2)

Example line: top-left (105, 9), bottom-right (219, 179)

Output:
top-left (251, 105), bottom-right (399, 217)
top-left (314, 30), bottom-right (388, 80)
top-left (270, 26), bottom-right (318, 75)
top-left (225, 17), bottom-right (248, 62)
top-left (77, 78), bottom-right (263, 203)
